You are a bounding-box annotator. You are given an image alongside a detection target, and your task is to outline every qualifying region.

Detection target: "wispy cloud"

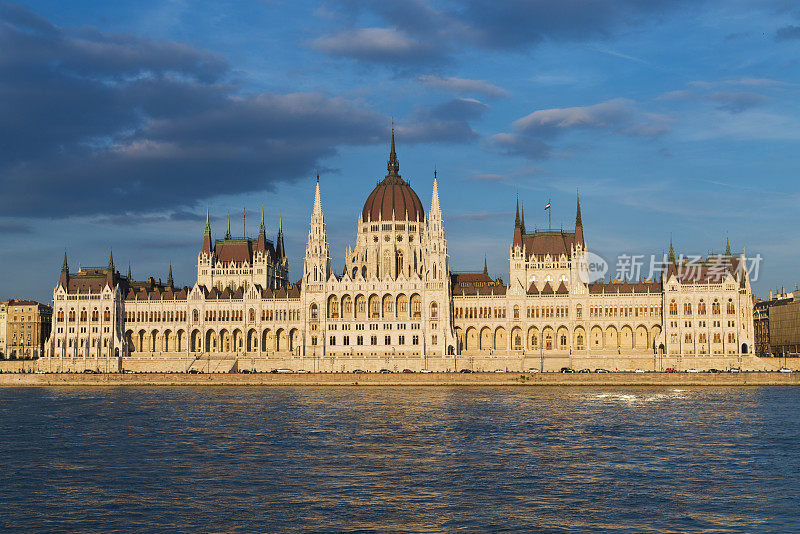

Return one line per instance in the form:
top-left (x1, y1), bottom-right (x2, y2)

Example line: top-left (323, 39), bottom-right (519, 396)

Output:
top-left (418, 74), bottom-right (509, 99)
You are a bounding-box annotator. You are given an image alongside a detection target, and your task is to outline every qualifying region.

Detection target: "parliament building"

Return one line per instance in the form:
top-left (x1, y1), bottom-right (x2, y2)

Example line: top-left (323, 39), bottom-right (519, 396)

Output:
top-left (43, 135), bottom-right (755, 371)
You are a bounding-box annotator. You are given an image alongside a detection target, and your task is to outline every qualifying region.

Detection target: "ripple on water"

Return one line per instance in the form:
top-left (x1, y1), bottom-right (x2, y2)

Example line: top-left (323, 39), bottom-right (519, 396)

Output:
top-left (0, 386), bottom-right (798, 533)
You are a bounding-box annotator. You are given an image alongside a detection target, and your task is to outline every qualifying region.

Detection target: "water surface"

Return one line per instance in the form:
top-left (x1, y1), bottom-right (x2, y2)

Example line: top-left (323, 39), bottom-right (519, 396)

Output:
top-left (0, 387), bottom-right (798, 533)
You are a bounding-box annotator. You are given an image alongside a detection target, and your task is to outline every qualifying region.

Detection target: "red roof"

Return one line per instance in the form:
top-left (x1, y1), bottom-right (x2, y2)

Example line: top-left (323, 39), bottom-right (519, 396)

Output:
top-left (362, 176), bottom-right (424, 222)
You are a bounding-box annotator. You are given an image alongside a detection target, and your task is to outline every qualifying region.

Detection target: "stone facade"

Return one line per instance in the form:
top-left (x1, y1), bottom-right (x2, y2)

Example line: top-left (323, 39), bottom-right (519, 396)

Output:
top-left (43, 135), bottom-right (755, 369)
top-left (4, 299), bottom-right (52, 359)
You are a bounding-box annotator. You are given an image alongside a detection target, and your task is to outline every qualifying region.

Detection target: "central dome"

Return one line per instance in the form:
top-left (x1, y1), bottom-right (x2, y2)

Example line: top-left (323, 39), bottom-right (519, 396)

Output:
top-left (361, 133), bottom-right (425, 223)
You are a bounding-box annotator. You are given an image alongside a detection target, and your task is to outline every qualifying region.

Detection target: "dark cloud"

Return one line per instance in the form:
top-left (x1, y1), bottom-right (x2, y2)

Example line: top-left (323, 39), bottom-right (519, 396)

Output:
top-left (775, 25), bottom-right (800, 41)
top-left (315, 0), bottom-right (691, 66)
top-left (486, 133), bottom-right (552, 159)
top-left (0, 219), bottom-right (33, 234)
top-left (710, 91), bottom-right (769, 113)
top-left (397, 98), bottom-right (486, 144)
top-left (0, 5), bottom-right (388, 218)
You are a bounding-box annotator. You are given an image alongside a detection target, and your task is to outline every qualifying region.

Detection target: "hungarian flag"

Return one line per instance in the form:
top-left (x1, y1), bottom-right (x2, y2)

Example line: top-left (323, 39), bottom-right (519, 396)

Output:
top-left (545, 201), bottom-right (551, 210)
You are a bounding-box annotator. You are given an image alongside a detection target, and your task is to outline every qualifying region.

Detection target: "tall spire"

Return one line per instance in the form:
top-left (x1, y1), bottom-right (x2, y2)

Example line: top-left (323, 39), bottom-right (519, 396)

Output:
top-left (483, 256), bottom-right (488, 276)
top-left (668, 234), bottom-right (676, 263)
top-left (520, 200), bottom-right (526, 234)
top-left (256, 205), bottom-right (267, 252)
top-left (225, 215), bottom-right (231, 240)
top-left (202, 209), bottom-right (212, 254)
top-left (127, 263), bottom-right (131, 280)
top-left (106, 249), bottom-right (115, 287)
top-left (276, 213), bottom-right (285, 260)
top-left (574, 193), bottom-right (584, 246)
top-left (513, 195), bottom-right (523, 248)
top-left (430, 169), bottom-right (440, 214)
top-left (167, 264), bottom-right (173, 287)
top-left (515, 194), bottom-right (521, 227)
top-left (725, 235), bottom-right (731, 256)
top-left (259, 206), bottom-right (265, 233)
top-left (386, 124), bottom-right (400, 179)
top-left (59, 250), bottom-right (69, 289)
top-left (313, 175), bottom-right (323, 216)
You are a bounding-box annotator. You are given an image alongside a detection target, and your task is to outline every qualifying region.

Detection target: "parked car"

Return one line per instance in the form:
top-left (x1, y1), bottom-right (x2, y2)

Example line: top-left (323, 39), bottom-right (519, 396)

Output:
top-left (578, 368), bottom-right (591, 373)
top-left (665, 368), bottom-right (678, 373)
top-left (686, 368), bottom-right (700, 373)
top-left (379, 368), bottom-right (393, 374)
top-left (594, 368), bottom-right (610, 373)
top-left (527, 368), bottom-right (540, 373)
top-left (634, 369), bottom-right (646, 373)
top-left (560, 367), bottom-right (574, 373)
top-left (352, 369), bottom-right (365, 374)
top-left (420, 369), bottom-right (432, 373)
top-left (402, 369), bottom-right (413, 373)
top-left (494, 369), bottom-right (506, 373)
top-left (729, 367), bottom-right (741, 373)
top-left (708, 368), bottom-right (720, 373)
top-left (297, 369), bottom-right (309, 373)
top-left (123, 369), bottom-right (134, 374)
top-left (188, 369), bottom-right (202, 374)
top-left (459, 368), bottom-right (473, 373)
top-left (276, 368), bottom-right (293, 374)
top-left (240, 369), bottom-right (251, 374)
top-left (83, 369), bottom-right (98, 374)
top-left (779, 367), bottom-right (792, 373)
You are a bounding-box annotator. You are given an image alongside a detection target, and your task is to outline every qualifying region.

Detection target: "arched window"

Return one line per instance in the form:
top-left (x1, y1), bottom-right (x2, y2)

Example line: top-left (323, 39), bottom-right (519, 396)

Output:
top-left (310, 303), bottom-right (318, 320)
top-left (193, 309), bottom-right (199, 322)
top-left (712, 300), bottom-right (720, 315)
top-left (249, 308), bottom-right (255, 322)
top-left (727, 299), bottom-right (735, 314)
top-left (698, 300), bottom-right (706, 315)
top-left (513, 305), bottom-right (519, 319)
top-left (103, 308), bottom-right (110, 321)
top-left (396, 251), bottom-right (404, 275)
top-left (684, 302), bottom-right (692, 315)
top-left (430, 301), bottom-right (438, 320)
top-left (576, 304), bottom-right (582, 319)
top-left (92, 309), bottom-right (99, 321)
top-left (669, 300), bottom-right (677, 316)
top-left (342, 295), bottom-right (352, 316)
top-left (80, 309), bottom-right (87, 322)
top-left (410, 294), bottom-right (422, 318)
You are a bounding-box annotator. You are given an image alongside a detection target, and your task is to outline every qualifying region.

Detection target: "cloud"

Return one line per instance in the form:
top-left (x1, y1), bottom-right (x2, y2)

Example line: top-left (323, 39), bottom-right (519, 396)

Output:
top-left (0, 219), bottom-right (33, 234)
top-left (512, 99), bottom-right (670, 138)
top-left (775, 25), bottom-right (800, 41)
top-left (396, 98), bottom-right (486, 144)
top-left (488, 98), bottom-right (670, 159)
top-left (418, 75), bottom-right (509, 99)
top-left (310, 27), bottom-right (443, 64)
top-left (449, 210), bottom-right (512, 221)
top-left (0, 5), bottom-right (389, 218)
top-left (315, 0), bottom-right (691, 67)
top-left (659, 80), bottom-right (778, 113)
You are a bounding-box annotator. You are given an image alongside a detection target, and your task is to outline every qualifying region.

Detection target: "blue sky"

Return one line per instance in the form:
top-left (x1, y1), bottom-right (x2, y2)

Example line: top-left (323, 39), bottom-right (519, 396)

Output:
top-left (1, 0), bottom-right (799, 302)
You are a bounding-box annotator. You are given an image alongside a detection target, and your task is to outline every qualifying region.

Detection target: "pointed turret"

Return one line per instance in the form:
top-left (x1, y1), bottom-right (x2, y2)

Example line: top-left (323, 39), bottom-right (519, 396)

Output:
top-left (106, 249), bottom-right (115, 288)
top-left (225, 216), bottom-right (231, 240)
top-left (313, 174), bottom-right (323, 216)
top-left (431, 170), bottom-right (441, 214)
top-left (513, 195), bottom-right (523, 248)
top-left (520, 201), bottom-right (526, 234)
top-left (575, 194), bottom-right (584, 246)
top-left (127, 263), bottom-right (132, 280)
top-left (725, 235), bottom-right (731, 256)
top-left (668, 235), bottom-right (676, 263)
top-left (202, 208), bottom-right (212, 254)
top-left (167, 264), bottom-right (173, 288)
top-left (276, 214), bottom-right (285, 260)
top-left (483, 256), bottom-right (488, 276)
top-left (257, 206), bottom-right (267, 253)
top-left (59, 250), bottom-right (69, 289)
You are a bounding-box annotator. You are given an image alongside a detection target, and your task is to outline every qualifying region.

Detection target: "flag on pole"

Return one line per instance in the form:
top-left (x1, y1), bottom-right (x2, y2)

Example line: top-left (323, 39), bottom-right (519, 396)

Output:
top-left (545, 201), bottom-right (551, 210)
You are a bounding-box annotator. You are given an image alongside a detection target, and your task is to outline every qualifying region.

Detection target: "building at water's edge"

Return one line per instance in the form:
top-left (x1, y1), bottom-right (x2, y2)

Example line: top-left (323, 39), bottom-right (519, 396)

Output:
top-left (43, 135), bottom-right (755, 370)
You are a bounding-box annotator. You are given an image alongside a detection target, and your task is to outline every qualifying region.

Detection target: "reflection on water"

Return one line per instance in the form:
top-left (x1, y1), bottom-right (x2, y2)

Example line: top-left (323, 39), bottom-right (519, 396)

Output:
top-left (0, 387), bottom-right (798, 533)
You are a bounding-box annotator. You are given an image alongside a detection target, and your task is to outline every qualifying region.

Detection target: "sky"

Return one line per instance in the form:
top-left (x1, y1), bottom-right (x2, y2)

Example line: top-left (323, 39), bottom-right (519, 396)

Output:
top-left (1, 0), bottom-right (799, 303)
